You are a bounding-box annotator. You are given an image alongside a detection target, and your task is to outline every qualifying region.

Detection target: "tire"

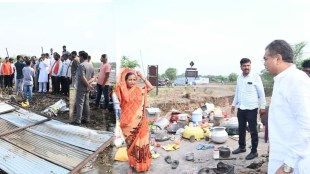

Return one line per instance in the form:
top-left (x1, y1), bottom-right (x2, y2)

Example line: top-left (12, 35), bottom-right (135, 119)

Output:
top-left (189, 135), bottom-right (195, 143)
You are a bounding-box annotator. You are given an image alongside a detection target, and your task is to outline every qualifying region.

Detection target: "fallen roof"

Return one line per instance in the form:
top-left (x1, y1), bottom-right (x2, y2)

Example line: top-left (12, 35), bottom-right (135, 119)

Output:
top-left (0, 102), bottom-right (114, 174)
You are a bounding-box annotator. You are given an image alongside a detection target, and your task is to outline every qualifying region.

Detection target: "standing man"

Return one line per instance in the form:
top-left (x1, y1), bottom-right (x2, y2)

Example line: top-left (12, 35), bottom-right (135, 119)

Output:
top-left (50, 52), bottom-right (62, 95)
top-left (231, 58), bottom-right (266, 160)
top-left (0, 57), bottom-right (3, 89)
top-left (38, 54), bottom-right (49, 93)
top-left (2, 57), bottom-right (12, 88)
top-left (70, 51), bottom-right (79, 88)
top-left (15, 55), bottom-right (25, 96)
top-left (302, 59), bottom-right (310, 77)
top-left (71, 51), bottom-right (94, 125)
top-left (22, 60), bottom-right (35, 103)
top-left (59, 54), bottom-right (70, 96)
top-left (264, 40), bottom-right (310, 174)
top-left (62, 45), bottom-right (70, 56)
top-left (95, 54), bottom-right (111, 111)
top-left (9, 58), bottom-right (15, 88)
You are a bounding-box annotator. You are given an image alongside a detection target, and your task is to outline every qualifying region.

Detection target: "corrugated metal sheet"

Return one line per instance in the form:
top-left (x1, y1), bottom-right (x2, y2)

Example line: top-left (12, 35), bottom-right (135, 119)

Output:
top-left (0, 108), bottom-right (114, 151)
top-left (3, 129), bottom-right (93, 170)
top-left (0, 103), bottom-right (16, 114)
top-left (28, 120), bottom-right (113, 151)
top-left (0, 103), bottom-right (114, 173)
top-left (0, 139), bottom-right (69, 174)
top-left (0, 119), bottom-right (18, 134)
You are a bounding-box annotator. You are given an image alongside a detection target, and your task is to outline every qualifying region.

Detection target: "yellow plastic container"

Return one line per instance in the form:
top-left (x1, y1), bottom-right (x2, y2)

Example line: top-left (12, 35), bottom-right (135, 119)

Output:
top-left (182, 126), bottom-right (211, 142)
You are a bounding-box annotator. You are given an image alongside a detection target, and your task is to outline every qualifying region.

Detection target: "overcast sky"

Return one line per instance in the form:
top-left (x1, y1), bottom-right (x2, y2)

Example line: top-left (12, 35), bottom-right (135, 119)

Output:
top-left (1, 0), bottom-right (310, 76)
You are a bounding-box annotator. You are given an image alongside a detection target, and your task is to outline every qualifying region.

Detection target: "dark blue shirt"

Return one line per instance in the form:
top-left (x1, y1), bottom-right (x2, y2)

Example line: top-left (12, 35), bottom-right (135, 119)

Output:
top-left (15, 61), bottom-right (26, 79)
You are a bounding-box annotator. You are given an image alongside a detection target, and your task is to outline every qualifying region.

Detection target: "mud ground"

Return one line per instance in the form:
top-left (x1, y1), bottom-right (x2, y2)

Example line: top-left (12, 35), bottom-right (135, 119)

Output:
top-left (113, 132), bottom-right (269, 174)
top-left (112, 84), bottom-right (270, 174)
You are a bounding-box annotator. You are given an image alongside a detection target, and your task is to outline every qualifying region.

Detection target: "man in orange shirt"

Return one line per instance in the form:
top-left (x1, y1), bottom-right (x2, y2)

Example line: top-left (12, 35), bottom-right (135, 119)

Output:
top-left (95, 54), bottom-right (111, 111)
top-left (2, 57), bottom-right (12, 88)
top-left (0, 57), bottom-right (3, 89)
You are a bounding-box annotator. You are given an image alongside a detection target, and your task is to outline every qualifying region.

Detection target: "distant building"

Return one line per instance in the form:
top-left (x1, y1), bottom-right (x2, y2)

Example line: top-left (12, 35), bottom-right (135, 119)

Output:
top-left (173, 77), bottom-right (209, 86)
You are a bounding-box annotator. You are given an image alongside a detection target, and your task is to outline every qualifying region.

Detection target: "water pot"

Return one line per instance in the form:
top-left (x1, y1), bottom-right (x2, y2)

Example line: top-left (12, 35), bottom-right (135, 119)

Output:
top-left (211, 127), bottom-right (228, 144)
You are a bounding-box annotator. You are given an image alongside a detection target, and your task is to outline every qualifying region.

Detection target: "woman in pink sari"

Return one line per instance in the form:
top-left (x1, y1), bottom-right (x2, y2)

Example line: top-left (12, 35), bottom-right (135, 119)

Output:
top-left (115, 68), bottom-right (154, 174)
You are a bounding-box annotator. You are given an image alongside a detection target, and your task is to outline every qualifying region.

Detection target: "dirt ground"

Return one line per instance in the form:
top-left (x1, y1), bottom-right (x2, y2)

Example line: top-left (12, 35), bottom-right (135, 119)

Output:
top-left (112, 84), bottom-right (270, 174)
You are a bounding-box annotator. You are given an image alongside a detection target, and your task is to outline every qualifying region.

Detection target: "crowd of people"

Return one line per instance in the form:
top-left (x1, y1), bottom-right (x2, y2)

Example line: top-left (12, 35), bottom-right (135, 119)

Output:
top-left (0, 45), bottom-right (114, 125)
top-left (0, 46), bottom-right (83, 102)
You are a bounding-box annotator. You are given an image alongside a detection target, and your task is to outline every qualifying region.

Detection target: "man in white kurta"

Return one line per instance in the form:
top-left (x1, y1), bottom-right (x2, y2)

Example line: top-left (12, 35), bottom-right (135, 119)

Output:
top-left (38, 56), bottom-right (49, 92)
top-left (264, 40), bottom-right (310, 174)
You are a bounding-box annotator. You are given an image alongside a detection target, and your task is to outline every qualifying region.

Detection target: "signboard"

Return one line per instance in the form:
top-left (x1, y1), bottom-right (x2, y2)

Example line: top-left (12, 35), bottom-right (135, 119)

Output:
top-left (148, 65), bottom-right (158, 95)
top-left (185, 67), bottom-right (198, 78)
top-left (148, 65), bottom-right (158, 86)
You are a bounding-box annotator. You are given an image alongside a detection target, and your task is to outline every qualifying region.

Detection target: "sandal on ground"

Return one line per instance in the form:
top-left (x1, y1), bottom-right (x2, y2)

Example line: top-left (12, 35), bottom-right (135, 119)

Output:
top-left (171, 160), bottom-right (179, 169)
top-left (164, 155), bottom-right (172, 164)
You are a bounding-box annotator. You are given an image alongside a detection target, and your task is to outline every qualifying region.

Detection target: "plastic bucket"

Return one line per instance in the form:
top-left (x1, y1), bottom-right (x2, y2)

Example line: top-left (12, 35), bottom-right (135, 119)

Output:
top-left (192, 110), bottom-right (202, 124)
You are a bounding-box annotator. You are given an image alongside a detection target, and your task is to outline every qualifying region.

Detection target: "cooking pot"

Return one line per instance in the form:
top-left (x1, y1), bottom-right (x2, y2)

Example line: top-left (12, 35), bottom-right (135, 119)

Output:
top-left (153, 118), bottom-right (169, 130)
top-left (211, 127), bottom-right (228, 144)
top-left (219, 147), bottom-right (231, 158)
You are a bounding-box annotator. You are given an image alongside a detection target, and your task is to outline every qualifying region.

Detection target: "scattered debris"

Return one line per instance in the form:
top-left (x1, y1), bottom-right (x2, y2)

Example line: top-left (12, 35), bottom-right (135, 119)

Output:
top-left (246, 160), bottom-right (265, 169)
top-left (41, 99), bottom-right (68, 117)
top-left (214, 162), bottom-right (234, 174)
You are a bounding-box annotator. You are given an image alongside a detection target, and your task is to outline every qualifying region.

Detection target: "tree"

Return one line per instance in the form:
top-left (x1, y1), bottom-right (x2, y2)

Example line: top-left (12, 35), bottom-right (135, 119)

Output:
top-left (160, 73), bottom-right (167, 79)
top-left (260, 69), bottom-right (274, 97)
top-left (164, 68), bottom-right (177, 81)
top-left (228, 73), bottom-right (238, 82)
top-left (121, 56), bottom-right (140, 69)
top-left (176, 72), bottom-right (185, 78)
top-left (292, 41), bottom-right (307, 69)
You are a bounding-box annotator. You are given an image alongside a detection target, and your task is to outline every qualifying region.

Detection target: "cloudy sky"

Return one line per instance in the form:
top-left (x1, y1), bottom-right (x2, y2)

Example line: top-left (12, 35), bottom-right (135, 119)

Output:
top-left (1, 0), bottom-right (309, 76)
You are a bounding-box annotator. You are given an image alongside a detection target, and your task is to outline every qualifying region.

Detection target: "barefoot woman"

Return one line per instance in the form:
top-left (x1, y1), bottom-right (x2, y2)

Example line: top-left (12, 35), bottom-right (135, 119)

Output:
top-left (115, 68), bottom-right (154, 173)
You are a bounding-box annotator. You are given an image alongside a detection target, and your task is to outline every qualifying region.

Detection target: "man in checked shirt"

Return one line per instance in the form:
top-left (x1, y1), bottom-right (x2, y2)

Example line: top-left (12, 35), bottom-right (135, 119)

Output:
top-left (231, 58), bottom-right (266, 160)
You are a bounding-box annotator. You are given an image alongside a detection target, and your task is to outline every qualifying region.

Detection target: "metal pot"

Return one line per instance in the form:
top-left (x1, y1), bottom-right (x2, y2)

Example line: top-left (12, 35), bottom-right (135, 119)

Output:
top-left (211, 127), bottom-right (228, 144)
top-left (153, 118), bottom-right (169, 130)
top-left (219, 147), bottom-right (231, 158)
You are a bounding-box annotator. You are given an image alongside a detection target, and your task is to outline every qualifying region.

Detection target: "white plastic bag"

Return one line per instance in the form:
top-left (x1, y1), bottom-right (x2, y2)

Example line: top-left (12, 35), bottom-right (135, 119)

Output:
top-left (42, 99), bottom-right (68, 117)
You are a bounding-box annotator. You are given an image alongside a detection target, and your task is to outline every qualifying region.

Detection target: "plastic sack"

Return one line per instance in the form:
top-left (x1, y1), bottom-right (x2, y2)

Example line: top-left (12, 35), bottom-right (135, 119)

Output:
top-left (42, 99), bottom-right (68, 117)
top-left (114, 120), bottom-right (125, 147)
top-left (114, 147), bottom-right (128, 161)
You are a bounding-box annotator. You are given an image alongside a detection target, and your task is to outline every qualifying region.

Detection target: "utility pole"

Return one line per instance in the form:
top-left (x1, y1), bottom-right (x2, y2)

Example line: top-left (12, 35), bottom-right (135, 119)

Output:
top-left (6, 48), bottom-right (9, 57)
top-left (139, 50), bottom-right (145, 76)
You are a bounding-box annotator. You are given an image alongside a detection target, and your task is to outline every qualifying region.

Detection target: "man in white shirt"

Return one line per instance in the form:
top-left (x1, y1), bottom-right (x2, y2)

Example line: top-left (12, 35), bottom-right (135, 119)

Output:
top-left (231, 58), bottom-right (266, 160)
top-left (264, 40), bottom-right (310, 174)
top-left (59, 54), bottom-right (70, 96)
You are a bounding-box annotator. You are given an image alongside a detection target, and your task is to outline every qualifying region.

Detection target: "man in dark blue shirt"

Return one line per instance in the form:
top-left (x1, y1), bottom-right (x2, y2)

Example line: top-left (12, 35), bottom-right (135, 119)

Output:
top-left (15, 55), bottom-right (25, 97)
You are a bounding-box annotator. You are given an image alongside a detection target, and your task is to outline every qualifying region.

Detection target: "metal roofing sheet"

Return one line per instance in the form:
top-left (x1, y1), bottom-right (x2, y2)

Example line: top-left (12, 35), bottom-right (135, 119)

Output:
top-left (0, 103), bottom-right (114, 173)
top-left (0, 119), bottom-right (18, 134)
top-left (0, 108), bottom-right (114, 152)
top-left (0, 139), bottom-right (69, 174)
top-left (0, 103), bottom-right (16, 114)
top-left (3, 129), bottom-right (92, 170)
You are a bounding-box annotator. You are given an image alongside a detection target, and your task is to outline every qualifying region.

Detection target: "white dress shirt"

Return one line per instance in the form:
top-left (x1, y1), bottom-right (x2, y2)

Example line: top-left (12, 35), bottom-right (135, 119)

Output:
top-left (60, 59), bottom-right (70, 77)
top-left (232, 73), bottom-right (266, 110)
top-left (268, 65), bottom-right (310, 174)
